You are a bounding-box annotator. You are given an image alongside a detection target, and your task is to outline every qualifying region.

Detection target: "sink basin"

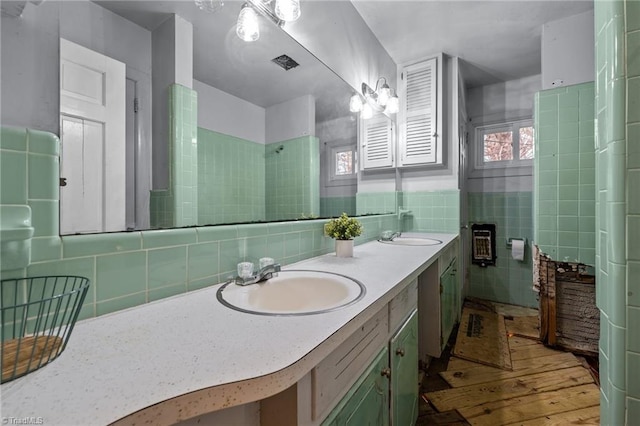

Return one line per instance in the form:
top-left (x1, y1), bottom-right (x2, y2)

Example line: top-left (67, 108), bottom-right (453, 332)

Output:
top-left (216, 270), bottom-right (365, 316)
top-left (378, 237), bottom-right (443, 246)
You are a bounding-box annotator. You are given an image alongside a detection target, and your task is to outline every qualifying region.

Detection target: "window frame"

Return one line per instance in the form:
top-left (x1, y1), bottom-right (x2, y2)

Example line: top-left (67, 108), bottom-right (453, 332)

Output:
top-left (474, 119), bottom-right (534, 170)
top-left (327, 141), bottom-right (357, 187)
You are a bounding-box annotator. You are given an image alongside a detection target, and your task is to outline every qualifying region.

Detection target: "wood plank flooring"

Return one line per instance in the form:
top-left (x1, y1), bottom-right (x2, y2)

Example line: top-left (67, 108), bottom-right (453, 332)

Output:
top-left (417, 301), bottom-right (600, 426)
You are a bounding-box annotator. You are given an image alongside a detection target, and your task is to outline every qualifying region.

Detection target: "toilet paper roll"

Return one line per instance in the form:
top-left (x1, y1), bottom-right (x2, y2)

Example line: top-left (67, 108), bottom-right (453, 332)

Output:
top-left (511, 239), bottom-right (525, 261)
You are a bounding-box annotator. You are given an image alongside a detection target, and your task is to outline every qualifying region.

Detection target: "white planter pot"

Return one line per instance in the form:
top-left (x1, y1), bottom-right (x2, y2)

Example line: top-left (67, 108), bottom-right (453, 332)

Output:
top-left (335, 239), bottom-right (354, 257)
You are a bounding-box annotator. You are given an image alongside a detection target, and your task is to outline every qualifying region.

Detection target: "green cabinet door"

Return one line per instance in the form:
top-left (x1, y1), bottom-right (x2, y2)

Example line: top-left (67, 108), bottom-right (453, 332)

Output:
top-left (321, 347), bottom-right (390, 426)
top-left (440, 258), bottom-right (458, 352)
top-left (390, 310), bottom-right (419, 426)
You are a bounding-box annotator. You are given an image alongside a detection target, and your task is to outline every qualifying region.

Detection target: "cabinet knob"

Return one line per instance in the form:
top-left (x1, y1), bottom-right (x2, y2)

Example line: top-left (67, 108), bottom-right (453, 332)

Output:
top-left (396, 348), bottom-right (405, 357)
top-left (380, 368), bottom-right (391, 378)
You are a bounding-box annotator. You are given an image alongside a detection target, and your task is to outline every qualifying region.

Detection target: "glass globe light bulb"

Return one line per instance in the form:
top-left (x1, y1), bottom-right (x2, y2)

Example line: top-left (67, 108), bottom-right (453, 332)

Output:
top-left (275, 0), bottom-right (301, 22)
top-left (385, 95), bottom-right (399, 114)
top-left (236, 4), bottom-right (259, 42)
top-left (362, 103), bottom-right (374, 119)
top-left (195, 0), bottom-right (224, 14)
top-left (349, 94), bottom-right (363, 112)
top-left (377, 84), bottom-right (391, 106)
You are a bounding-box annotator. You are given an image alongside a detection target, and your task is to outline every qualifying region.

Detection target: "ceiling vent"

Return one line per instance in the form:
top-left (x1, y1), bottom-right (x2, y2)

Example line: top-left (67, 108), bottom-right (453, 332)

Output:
top-left (271, 54), bottom-right (299, 71)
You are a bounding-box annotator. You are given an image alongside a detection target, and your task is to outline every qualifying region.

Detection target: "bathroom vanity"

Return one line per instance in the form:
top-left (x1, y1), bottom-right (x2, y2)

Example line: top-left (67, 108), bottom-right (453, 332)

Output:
top-left (0, 233), bottom-right (458, 426)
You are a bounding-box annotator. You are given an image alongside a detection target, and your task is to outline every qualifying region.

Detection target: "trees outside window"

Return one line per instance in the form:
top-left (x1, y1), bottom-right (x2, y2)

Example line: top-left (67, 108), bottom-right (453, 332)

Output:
top-left (477, 120), bottom-right (534, 168)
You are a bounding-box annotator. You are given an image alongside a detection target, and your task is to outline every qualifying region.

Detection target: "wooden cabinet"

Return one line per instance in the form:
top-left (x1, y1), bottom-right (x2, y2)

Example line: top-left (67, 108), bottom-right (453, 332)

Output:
top-left (321, 347), bottom-right (390, 426)
top-left (420, 239), bottom-right (460, 359)
top-left (390, 310), bottom-right (419, 426)
top-left (360, 113), bottom-right (395, 170)
top-left (398, 56), bottom-right (441, 166)
top-left (321, 310), bottom-right (419, 426)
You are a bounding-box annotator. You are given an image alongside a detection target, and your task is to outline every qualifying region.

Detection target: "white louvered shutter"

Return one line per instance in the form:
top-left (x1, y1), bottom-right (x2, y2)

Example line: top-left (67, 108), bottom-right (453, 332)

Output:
top-left (361, 113), bottom-right (393, 169)
top-left (400, 58), bottom-right (437, 165)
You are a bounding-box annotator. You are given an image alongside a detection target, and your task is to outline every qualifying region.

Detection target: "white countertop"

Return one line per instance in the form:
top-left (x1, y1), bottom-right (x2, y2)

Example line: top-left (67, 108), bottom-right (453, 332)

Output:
top-left (1, 233), bottom-right (457, 426)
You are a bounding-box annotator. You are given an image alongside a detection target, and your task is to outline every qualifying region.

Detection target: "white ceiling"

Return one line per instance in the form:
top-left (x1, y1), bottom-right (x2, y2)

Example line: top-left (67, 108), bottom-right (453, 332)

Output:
top-left (351, 0), bottom-right (594, 88)
top-left (95, 0), bottom-right (355, 122)
top-left (93, 0), bottom-right (594, 122)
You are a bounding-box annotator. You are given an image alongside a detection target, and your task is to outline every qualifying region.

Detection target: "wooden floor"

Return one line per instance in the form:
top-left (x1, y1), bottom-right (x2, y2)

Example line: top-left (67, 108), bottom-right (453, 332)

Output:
top-left (417, 301), bottom-right (600, 426)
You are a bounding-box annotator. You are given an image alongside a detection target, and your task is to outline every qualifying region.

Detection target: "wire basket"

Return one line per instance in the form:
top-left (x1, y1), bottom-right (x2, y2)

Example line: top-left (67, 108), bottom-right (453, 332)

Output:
top-left (1, 275), bottom-right (90, 384)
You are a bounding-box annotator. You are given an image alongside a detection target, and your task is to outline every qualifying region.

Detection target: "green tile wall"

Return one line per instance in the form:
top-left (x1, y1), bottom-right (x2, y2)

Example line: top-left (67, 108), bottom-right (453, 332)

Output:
top-left (400, 191), bottom-right (460, 234)
top-left (0, 127), bottom-right (60, 265)
top-left (595, 1), bottom-right (640, 423)
top-left (265, 136), bottom-right (320, 221)
top-left (0, 124), bottom-right (397, 321)
top-left (170, 84), bottom-right (198, 227)
top-left (320, 196), bottom-right (356, 218)
top-left (356, 191), bottom-right (399, 215)
top-left (149, 85), bottom-right (198, 228)
top-left (467, 192), bottom-right (536, 308)
top-left (18, 216), bottom-right (395, 321)
top-left (534, 82), bottom-right (596, 266)
top-left (149, 190), bottom-right (174, 229)
top-left (197, 128), bottom-right (265, 225)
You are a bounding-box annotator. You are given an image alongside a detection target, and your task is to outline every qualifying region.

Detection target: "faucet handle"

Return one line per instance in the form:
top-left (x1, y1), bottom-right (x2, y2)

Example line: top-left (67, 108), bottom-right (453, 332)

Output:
top-left (237, 262), bottom-right (254, 279)
top-left (259, 257), bottom-right (275, 269)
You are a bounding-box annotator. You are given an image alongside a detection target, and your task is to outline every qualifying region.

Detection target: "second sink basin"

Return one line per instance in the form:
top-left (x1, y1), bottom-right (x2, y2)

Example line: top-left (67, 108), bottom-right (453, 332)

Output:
top-left (378, 236), bottom-right (443, 246)
top-left (216, 270), bottom-right (365, 316)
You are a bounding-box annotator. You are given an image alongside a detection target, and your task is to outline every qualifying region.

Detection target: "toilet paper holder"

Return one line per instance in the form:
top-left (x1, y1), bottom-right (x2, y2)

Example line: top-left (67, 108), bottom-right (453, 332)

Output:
top-left (506, 237), bottom-right (527, 248)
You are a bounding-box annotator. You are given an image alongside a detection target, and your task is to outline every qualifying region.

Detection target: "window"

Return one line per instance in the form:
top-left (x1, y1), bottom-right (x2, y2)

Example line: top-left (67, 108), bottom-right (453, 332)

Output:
top-left (476, 120), bottom-right (534, 168)
top-left (328, 143), bottom-right (357, 185)
top-left (335, 149), bottom-right (354, 176)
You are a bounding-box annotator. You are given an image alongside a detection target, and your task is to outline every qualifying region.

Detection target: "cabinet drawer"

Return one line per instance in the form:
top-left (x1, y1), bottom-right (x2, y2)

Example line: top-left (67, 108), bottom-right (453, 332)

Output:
top-left (389, 279), bottom-right (418, 333)
top-left (313, 308), bottom-right (389, 421)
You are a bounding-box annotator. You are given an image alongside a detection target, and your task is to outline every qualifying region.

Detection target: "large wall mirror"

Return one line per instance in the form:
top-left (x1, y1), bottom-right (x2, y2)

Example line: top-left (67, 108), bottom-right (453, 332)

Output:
top-left (2, 0), bottom-right (394, 235)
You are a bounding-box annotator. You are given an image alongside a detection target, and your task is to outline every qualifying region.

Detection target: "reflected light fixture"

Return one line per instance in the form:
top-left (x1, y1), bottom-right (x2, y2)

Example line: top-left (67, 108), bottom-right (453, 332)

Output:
top-left (236, 0), bottom-right (301, 42)
top-left (236, 3), bottom-right (260, 42)
top-left (349, 93), bottom-right (363, 113)
top-left (361, 103), bottom-right (374, 119)
top-left (275, 0), bottom-right (301, 21)
top-left (194, 0), bottom-right (224, 13)
top-left (351, 77), bottom-right (399, 118)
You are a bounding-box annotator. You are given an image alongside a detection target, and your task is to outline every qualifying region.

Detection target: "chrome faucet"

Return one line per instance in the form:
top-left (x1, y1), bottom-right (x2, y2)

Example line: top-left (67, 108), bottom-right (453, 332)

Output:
top-left (232, 263), bottom-right (281, 286)
top-left (379, 231), bottom-right (402, 241)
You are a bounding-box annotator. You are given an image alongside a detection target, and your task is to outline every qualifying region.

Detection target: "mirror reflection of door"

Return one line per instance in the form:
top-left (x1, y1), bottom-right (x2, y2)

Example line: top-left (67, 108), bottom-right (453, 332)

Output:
top-left (59, 38), bottom-right (126, 234)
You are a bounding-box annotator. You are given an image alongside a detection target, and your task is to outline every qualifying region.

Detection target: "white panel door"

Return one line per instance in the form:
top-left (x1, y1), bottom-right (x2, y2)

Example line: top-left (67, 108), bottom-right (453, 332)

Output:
top-left (60, 38), bottom-right (126, 234)
top-left (60, 116), bottom-right (104, 234)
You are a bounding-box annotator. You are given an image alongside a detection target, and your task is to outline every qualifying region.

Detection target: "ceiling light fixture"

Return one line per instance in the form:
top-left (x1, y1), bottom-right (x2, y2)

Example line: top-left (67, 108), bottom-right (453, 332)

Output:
top-left (236, 3), bottom-right (260, 42)
top-left (236, 0), bottom-right (301, 42)
top-left (349, 77), bottom-right (399, 117)
top-left (194, 0), bottom-right (224, 14)
top-left (275, 0), bottom-right (301, 21)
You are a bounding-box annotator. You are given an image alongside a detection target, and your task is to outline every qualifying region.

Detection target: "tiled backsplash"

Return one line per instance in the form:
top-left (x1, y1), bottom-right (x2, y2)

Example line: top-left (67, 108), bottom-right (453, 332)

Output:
top-left (356, 191), bottom-right (399, 216)
top-left (0, 125), bottom-right (396, 320)
top-left (468, 192), bottom-right (536, 308)
top-left (534, 82), bottom-right (596, 266)
top-left (23, 217), bottom-right (395, 320)
top-left (401, 190), bottom-right (460, 234)
top-left (355, 190), bottom-right (460, 234)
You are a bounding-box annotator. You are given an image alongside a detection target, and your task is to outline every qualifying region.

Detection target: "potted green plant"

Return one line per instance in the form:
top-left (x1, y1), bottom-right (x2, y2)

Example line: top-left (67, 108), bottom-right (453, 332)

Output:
top-left (324, 213), bottom-right (363, 257)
